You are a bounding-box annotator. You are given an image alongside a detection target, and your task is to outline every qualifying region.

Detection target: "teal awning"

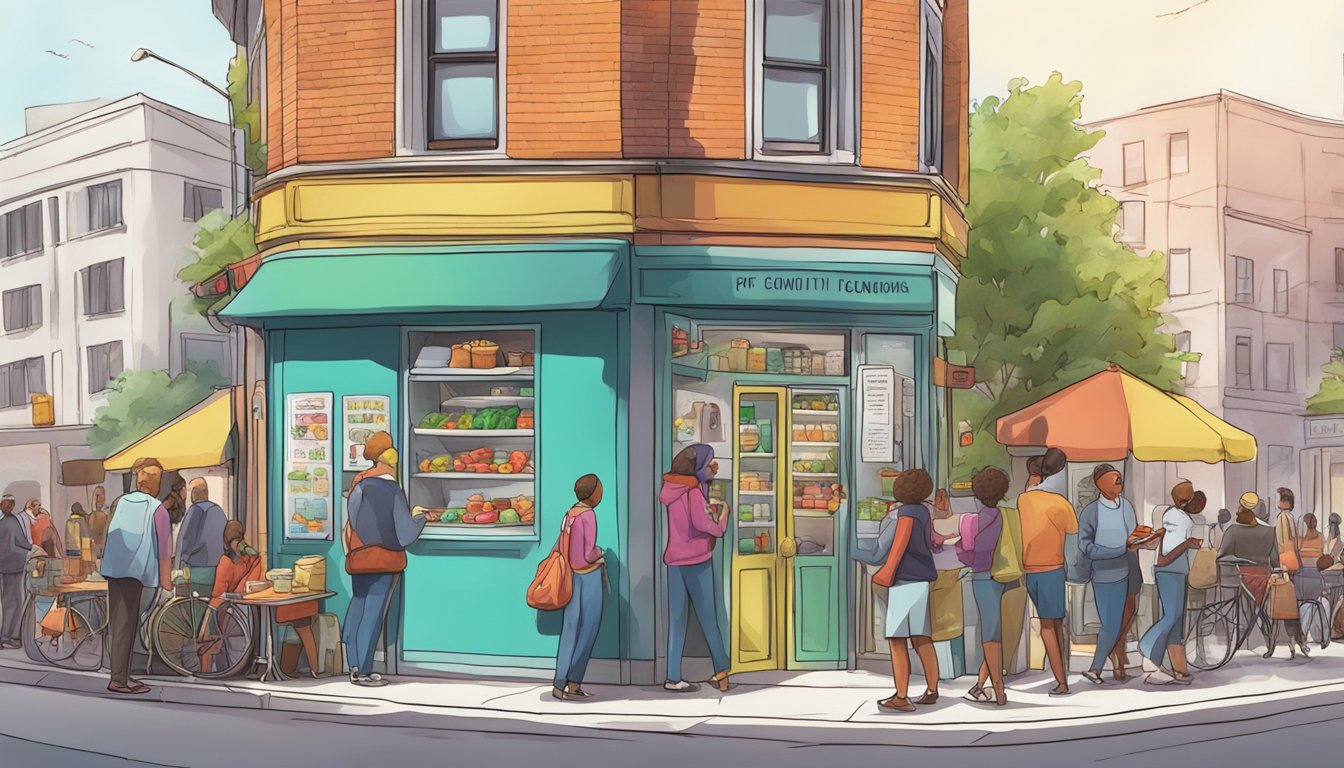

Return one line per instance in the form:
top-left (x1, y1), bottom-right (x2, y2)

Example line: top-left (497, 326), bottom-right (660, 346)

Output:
top-left (219, 240), bottom-right (628, 319)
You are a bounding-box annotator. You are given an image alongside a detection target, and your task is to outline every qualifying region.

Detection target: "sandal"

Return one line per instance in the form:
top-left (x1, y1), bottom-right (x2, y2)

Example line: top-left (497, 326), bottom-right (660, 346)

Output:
top-left (704, 671), bottom-right (730, 692)
top-left (962, 686), bottom-right (992, 703)
top-left (878, 695), bottom-right (915, 712)
top-left (915, 690), bottom-right (939, 706)
top-left (1083, 670), bottom-right (1104, 685)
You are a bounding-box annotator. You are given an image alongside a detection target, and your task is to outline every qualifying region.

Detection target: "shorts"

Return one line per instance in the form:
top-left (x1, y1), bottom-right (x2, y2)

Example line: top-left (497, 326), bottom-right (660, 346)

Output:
top-left (971, 572), bottom-right (1007, 642)
top-left (1026, 567), bottom-right (1067, 620)
top-left (884, 581), bottom-right (932, 639)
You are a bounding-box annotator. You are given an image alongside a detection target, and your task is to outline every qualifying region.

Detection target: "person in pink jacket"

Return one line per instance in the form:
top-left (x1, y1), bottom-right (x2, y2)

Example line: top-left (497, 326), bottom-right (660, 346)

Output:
top-left (661, 444), bottom-right (731, 693)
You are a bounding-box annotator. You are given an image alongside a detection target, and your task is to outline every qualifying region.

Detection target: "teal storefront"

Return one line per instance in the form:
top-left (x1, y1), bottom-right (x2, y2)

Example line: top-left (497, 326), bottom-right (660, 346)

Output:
top-left (221, 239), bottom-right (957, 684)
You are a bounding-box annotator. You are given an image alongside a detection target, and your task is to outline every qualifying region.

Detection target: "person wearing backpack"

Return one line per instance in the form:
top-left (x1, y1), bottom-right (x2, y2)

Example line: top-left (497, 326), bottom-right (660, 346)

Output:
top-left (852, 468), bottom-right (939, 713)
top-left (1141, 485), bottom-right (1206, 685)
top-left (552, 474), bottom-right (605, 701)
top-left (957, 467), bottom-right (1014, 706)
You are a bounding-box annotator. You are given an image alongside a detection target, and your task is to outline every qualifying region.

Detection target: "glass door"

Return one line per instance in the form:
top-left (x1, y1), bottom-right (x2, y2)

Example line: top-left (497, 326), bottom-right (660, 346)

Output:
top-left (786, 387), bottom-right (847, 665)
top-left (731, 385), bottom-right (787, 672)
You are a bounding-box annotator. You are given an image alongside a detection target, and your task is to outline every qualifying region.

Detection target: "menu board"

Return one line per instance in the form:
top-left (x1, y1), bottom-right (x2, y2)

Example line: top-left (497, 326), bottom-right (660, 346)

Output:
top-left (342, 395), bottom-right (391, 471)
top-left (859, 365), bottom-right (896, 463)
top-left (285, 392), bottom-right (333, 541)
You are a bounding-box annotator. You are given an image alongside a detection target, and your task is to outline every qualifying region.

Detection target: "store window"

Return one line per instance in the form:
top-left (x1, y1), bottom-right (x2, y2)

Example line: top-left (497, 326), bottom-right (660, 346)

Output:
top-left (1168, 248), bottom-right (1190, 296)
top-left (2, 284), bottom-right (42, 332)
top-left (1233, 256), bottom-right (1254, 304)
top-left (0, 356), bottom-right (45, 409)
top-left (87, 340), bottom-right (124, 394)
top-left (427, 0), bottom-right (499, 150)
top-left (69, 179), bottom-right (123, 238)
top-left (407, 327), bottom-right (536, 538)
top-left (1, 201), bottom-right (42, 259)
top-left (82, 258), bottom-right (125, 316)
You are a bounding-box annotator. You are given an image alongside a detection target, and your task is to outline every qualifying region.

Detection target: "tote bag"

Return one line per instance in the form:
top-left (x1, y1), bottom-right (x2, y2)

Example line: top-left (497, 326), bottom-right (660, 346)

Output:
top-left (1188, 547), bottom-right (1218, 590)
top-left (990, 507), bottom-right (1024, 584)
top-left (527, 510), bottom-right (579, 611)
top-left (1277, 514), bottom-right (1301, 573)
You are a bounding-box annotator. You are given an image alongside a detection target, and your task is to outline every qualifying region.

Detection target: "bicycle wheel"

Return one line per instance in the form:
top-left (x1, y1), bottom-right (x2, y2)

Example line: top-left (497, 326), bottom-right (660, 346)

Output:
top-left (1301, 599), bottom-right (1330, 650)
top-left (197, 602), bottom-right (257, 680)
top-left (1187, 600), bottom-right (1235, 671)
top-left (151, 597), bottom-right (214, 676)
top-left (34, 603), bottom-right (101, 671)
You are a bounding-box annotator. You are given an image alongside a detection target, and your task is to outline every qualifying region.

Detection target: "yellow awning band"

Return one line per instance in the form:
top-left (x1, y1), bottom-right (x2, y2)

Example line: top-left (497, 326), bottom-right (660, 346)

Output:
top-left (1123, 376), bottom-right (1257, 464)
top-left (103, 389), bottom-right (234, 471)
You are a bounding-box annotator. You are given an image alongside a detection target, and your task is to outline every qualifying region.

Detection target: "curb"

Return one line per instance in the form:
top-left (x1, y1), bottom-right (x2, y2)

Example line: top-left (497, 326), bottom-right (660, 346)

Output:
top-left (3, 655), bottom-right (1343, 748)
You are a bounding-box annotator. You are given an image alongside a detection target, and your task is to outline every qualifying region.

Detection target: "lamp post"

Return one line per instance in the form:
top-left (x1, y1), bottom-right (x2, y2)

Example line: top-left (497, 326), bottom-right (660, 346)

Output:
top-left (130, 47), bottom-right (240, 215)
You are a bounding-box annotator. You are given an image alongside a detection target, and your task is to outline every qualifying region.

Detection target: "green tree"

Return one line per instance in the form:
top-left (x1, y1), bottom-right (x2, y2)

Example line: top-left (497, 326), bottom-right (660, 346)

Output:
top-left (177, 209), bottom-right (258, 316)
top-left (1307, 352), bottom-right (1344, 414)
top-left (947, 73), bottom-right (1184, 480)
top-left (87, 363), bottom-right (231, 457)
top-left (228, 47), bottom-right (266, 175)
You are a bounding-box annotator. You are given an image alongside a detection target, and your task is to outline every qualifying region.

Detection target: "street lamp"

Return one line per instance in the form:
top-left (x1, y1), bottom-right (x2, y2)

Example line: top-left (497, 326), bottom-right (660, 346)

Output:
top-left (130, 47), bottom-right (240, 215)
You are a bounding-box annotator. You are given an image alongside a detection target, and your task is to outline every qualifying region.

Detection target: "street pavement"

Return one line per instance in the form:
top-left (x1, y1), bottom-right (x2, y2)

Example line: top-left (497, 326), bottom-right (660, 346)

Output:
top-left (0, 679), bottom-right (1342, 768)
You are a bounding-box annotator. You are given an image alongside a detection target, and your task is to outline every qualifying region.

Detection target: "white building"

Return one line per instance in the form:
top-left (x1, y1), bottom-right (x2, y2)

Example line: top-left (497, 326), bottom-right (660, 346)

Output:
top-left (1088, 92), bottom-right (1344, 516)
top-left (0, 94), bottom-right (233, 513)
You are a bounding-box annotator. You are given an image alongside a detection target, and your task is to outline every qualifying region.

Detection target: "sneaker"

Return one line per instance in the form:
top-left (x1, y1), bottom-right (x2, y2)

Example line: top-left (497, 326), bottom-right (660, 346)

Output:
top-left (0, 640), bottom-right (20, 650)
top-left (351, 675), bottom-right (388, 688)
top-left (663, 680), bottom-right (701, 693)
top-left (1144, 670), bottom-right (1176, 685)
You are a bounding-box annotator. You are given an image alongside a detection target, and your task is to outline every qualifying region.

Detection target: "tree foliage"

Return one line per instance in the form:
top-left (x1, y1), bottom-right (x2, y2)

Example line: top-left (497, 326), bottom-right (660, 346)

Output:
top-left (87, 363), bottom-right (231, 458)
top-left (947, 73), bottom-right (1183, 479)
top-left (228, 48), bottom-right (266, 175)
top-left (177, 209), bottom-right (258, 316)
top-left (1307, 353), bottom-right (1344, 415)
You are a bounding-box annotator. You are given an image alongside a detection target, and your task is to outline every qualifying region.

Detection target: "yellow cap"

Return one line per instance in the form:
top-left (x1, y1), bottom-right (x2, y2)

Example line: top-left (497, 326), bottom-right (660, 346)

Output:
top-left (1239, 491), bottom-right (1260, 509)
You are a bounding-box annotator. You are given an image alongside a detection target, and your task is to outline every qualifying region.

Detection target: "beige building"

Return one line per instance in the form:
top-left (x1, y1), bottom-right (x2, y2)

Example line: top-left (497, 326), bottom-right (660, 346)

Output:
top-left (1088, 91), bottom-right (1344, 517)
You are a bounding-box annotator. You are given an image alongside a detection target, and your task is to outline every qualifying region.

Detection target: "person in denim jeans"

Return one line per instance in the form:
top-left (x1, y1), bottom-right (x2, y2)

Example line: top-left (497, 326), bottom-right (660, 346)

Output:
top-left (660, 444), bottom-right (731, 693)
top-left (553, 474), bottom-right (605, 701)
top-left (1077, 464), bottom-right (1140, 685)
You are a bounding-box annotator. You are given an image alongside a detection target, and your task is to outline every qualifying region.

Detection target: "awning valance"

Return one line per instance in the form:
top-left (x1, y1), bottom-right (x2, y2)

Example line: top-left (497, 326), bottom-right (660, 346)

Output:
top-left (219, 240), bottom-right (628, 320)
top-left (103, 388), bottom-right (235, 471)
top-left (995, 364), bottom-right (1256, 464)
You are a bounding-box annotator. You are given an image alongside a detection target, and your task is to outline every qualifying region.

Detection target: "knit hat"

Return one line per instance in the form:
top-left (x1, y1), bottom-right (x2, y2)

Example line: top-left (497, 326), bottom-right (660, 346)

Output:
top-left (1092, 463), bottom-right (1120, 484)
top-left (362, 431), bottom-right (395, 462)
top-left (1239, 491), bottom-right (1260, 510)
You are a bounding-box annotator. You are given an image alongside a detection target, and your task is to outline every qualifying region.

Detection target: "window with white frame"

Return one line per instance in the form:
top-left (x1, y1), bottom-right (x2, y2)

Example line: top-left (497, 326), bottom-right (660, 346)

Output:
top-left (1168, 248), bottom-right (1190, 296)
top-left (2, 285), bottom-right (41, 332)
top-left (427, 0), bottom-right (500, 150)
top-left (920, 0), bottom-right (943, 171)
top-left (0, 357), bottom-right (45, 409)
top-left (82, 258), bottom-right (125, 317)
top-left (0, 201), bottom-right (43, 259)
top-left (1118, 200), bottom-right (1145, 244)
top-left (1123, 141), bottom-right (1145, 186)
top-left (1265, 342), bottom-right (1293, 392)
top-left (1233, 256), bottom-right (1254, 304)
top-left (183, 182), bottom-right (224, 222)
top-left (1234, 335), bottom-right (1252, 389)
top-left (1169, 132), bottom-right (1189, 175)
top-left (68, 179), bottom-right (123, 238)
top-left (86, 340), bottom-right (124, 394)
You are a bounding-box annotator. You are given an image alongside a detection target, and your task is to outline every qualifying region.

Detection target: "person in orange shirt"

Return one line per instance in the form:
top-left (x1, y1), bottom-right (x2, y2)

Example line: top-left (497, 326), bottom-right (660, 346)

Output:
top-left (1016, 448), bottom-right (1076, 697)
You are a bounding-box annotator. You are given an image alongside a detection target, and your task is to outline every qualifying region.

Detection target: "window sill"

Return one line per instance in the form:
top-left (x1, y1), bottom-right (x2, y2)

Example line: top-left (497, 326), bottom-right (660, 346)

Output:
top-left (67, 224), bottom-right (127, 244)
top-left (3, 326), bottom-right (42, 336)
top-left (1, 249), bottom-right (43, 265)
top-left (83, 310), bottom-right (127, 321)
top-left (753, 148), bottom-right (857, 166)
top-left (395, 146), bottom-right (507, 161)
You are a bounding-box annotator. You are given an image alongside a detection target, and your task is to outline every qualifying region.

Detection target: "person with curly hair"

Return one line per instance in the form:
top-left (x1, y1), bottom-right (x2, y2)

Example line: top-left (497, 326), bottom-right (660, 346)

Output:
top-left (958, 467), bottom-right (1012, 706)
top-left (853, 468), bottom-right (939, 712)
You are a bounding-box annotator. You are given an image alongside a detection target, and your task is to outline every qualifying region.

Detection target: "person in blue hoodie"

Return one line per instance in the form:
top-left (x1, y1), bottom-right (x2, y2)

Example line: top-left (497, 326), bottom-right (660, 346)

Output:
top-left (1077, 463), bottom-right (1140, 685)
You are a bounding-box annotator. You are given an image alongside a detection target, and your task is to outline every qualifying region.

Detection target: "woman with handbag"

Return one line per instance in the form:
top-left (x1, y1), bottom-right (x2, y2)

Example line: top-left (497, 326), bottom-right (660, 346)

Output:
top-left (342, 432), bottom-right (426, 687)
top-left (552, 474), bottom-right (605, 701)
top-left (660, 445), bottom-right (731, 694)
top-left (957, 467), bottom-right (1012, 706)
top-left (852, 468), bottom-right (939, 713)
top-left (1141, 487), bottom-right (1206, 685)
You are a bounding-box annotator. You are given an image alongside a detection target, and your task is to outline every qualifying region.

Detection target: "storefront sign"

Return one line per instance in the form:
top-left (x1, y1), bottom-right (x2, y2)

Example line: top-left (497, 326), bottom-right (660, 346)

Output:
top-left (637, 267), bottom-right (934, 311)
top-left (342, 395), bottom-right (391, 471)
top-left (1307, 417), bottom-right (1344, 441)
top-left (285, 392), bottom-right (333, 541)
top-left (859, 365), bottom-right (897, 463)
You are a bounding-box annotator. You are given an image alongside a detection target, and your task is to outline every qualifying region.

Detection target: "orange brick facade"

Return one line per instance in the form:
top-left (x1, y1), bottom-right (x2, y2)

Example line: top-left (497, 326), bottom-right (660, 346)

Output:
top-left (256, 0), bottom-right (967, 199)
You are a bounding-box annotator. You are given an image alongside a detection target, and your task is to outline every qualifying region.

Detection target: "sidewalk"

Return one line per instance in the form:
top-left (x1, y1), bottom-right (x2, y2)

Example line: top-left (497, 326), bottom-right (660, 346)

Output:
top-left (3, 645), bottom-right (1343, 747)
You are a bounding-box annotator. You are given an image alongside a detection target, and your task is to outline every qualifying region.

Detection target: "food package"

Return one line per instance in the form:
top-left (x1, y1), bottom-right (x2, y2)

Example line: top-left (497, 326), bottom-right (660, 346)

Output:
top-left (879, 468), bottom-right (903, 498)
top-left (824, 350), bottom-right (845, 376)
top-left (747, 347), bottom-right (767, 372)
top-left (812, 352), bottom-right (827, 375)
top-left (728, 339), bottom-right (750, 371)
top-left (469, 340), bottom-right (500, 369)
top-left (765, 347), bottom-right (784, 374)
top-left (449, 344), bottom-right (473, 368)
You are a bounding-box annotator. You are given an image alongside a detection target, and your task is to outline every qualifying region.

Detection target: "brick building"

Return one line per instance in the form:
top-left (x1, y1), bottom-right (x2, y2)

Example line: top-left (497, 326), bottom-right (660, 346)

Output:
top-left (211, 0), bottom-right (969, 684)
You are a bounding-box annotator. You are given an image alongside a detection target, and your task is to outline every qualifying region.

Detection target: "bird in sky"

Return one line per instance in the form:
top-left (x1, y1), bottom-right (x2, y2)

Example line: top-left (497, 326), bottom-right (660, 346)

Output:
top-left (70, 38), bottom-right (95, 48)
top-left (45, 50), bottom-right (69, 60)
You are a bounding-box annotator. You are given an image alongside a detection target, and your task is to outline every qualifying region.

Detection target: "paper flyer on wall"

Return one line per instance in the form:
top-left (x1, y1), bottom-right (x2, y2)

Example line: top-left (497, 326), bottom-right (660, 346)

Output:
top-left (285, 392), bottom-right (333, 541)
top-left (343, 395), bottom-right (391, 471)
top-left (859, 365), bottom-right (896, 464)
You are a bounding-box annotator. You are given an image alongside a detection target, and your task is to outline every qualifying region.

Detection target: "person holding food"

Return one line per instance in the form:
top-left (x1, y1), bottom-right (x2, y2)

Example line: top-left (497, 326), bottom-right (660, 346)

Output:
top-left (1141, 484), bottom-right (1206, 685)
top-left (553, 474), bottom-right (606, 701)
top-left (342, 431), bottom-right (426, 687)
top-left (660, 444), bottom-right (731, 694)
top-left (1077, 464), bottom-right (1140, 685)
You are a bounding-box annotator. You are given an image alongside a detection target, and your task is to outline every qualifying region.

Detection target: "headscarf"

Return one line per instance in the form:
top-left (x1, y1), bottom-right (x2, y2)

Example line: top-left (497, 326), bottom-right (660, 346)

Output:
top-left (690, 443), bottom-right (715, 498)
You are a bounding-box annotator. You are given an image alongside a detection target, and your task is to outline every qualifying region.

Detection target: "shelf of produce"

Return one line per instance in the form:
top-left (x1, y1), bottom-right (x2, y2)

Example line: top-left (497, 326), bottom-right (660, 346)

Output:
top-left (413, 473), bottom-right (536, 481)
top-left (421, 526), bottom-right (538, 541)
top-left (792, 410), bottom-right (840, 417)
top-left (792, 472), bottom-right (839, 479)
top-left (738, 490), bottom-right (775, 497)
top-left (792, 442), bottom-right (839, 447)
top-left (736, 521), bottom-right (775, 528)
top-left (794, 511), bottom-right (838, 519)
top-left (414, 429), bottom-right (535, 438)
top-left (739, 453), bottom-right (776, 459)
top-left (441, 397), bottom-right (535, 408)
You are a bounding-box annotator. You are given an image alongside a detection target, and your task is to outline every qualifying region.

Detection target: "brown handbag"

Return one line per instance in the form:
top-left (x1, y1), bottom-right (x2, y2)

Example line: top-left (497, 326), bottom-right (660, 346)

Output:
top-left (344, 522), bottom-right (406, 575)
top-left (526, 510), bottom-right (580, 611)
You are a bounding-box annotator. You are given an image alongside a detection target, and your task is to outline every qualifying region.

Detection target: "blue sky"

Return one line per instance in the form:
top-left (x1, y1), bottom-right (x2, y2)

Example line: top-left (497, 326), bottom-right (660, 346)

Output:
top-left (0, 1), bottom-right (237, 142)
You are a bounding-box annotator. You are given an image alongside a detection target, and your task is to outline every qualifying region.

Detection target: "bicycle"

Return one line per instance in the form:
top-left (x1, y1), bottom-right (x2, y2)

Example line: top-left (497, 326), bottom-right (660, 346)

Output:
top-left (148, 595), bottom-right (257, 679)
top-left (20, 555), bottom-right (107, 672)
top-left (1185, 558), bottom-right (1276, 671)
